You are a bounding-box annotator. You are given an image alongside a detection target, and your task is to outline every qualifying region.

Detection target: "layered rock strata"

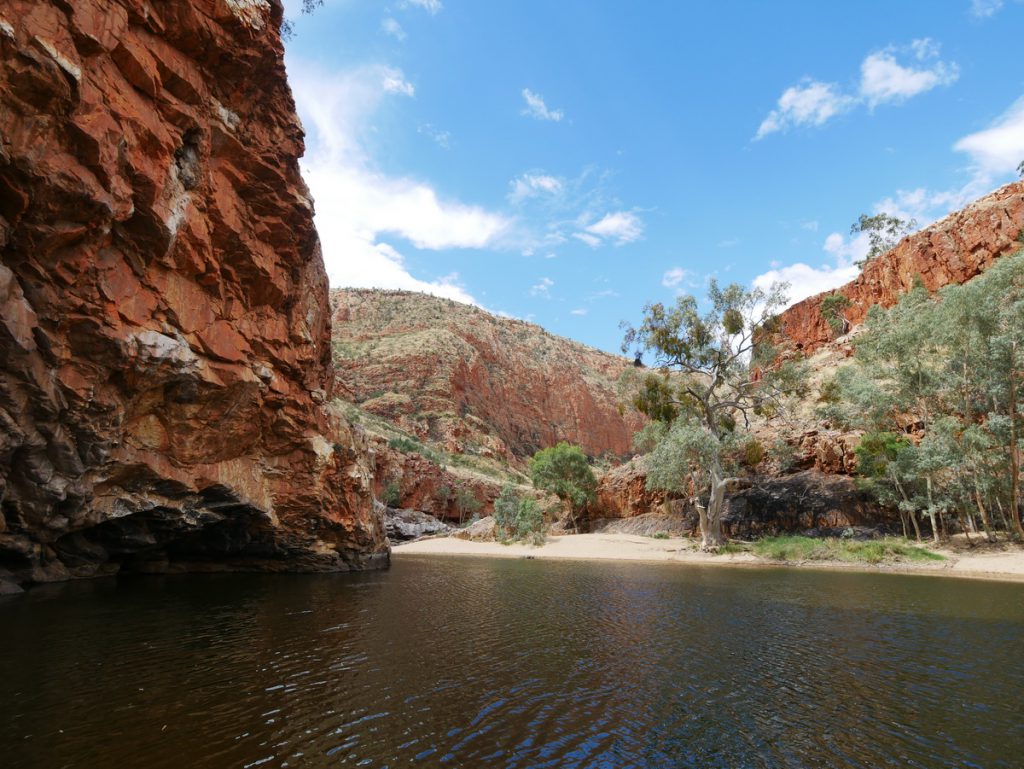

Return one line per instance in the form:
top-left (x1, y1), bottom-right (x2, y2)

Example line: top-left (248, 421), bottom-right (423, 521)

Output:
top-left (779, 181), bottom-right (1024, 353)
top-left (332, 289), bottom-right (645, 460)
top-left (0, 0), bottom-right (388, 587)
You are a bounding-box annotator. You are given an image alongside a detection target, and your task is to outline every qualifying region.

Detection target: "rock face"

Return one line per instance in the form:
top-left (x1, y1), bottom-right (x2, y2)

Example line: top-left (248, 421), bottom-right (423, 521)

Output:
top-left (779, 181), bottom-right (1024, 354)
top-left (0, 0), bottom-right (388, 585)
top-left (378, 502), bottom-right (451, 541)
top-left (332, 289), bottom-right (645, 460)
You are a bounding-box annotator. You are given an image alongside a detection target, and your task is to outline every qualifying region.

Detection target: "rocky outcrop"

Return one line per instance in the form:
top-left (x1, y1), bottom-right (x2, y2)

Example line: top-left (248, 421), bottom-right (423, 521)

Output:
top-left (370, 438), bottom-right (504, 522)
top-left (0, 0), bottom-right (388, 586)
top-left (593, 467), bottom-right (891, 538)
top-left (331, 289), bottom-right (645, 460)
top-left (780, 181), bottom-right (1024, 354)
top-left (379, 502), bottom-right (451, 541)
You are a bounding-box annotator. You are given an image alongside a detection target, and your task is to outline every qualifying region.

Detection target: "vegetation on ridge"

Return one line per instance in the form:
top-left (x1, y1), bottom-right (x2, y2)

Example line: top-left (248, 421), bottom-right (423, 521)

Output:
top-left (825, 249), bottom-right (1024, 542)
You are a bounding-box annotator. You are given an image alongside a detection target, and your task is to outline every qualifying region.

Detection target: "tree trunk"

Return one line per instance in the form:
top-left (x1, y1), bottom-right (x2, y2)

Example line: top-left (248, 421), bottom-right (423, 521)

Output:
top-left (926, 475), bottom-right (940, 544)
top-left (898, 509), bottom-right (909, 540)
top-left (973, 481), bottom-right (995, 543)
top-left (1009, 350), bottom-right (1024, 540)
top-left (700, 467), bottom-right (729, 552)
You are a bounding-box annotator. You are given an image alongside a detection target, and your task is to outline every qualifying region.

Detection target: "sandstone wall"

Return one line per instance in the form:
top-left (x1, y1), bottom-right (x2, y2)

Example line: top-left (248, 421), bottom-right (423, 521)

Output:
top-left (0, 0), bottom-right (388, 586)
top-left (780, 181), bottom-right (1024, 353)
top-left (332, 289), bottom-right (646, 460)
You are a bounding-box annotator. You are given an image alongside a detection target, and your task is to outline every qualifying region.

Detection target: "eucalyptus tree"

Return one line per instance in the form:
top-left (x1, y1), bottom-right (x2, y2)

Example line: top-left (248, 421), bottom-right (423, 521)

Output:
top-left (622, 280), bottom-right (802, 551)
top-left (850, 213), bottom-right (917, 266)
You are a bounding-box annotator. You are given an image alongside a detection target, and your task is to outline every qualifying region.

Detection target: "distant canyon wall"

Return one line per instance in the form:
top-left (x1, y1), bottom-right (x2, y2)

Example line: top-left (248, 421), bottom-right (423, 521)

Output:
top-left (0, 0), bottom-right (387, 586)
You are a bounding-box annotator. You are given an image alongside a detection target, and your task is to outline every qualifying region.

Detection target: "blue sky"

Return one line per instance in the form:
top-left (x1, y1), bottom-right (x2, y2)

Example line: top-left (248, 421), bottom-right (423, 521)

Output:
top-left (281, 0), bottom-right (1024, 354)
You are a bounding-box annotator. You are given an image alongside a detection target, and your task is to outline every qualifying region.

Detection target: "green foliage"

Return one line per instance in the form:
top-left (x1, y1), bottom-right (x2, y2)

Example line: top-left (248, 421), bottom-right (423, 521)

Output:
top-left (623, 279), bottom-right (801, 549)
top-left (529, 443), bottom-right (597, 519)
top-left (1018, 159), bottom-right (1024, 179)
top-left (850, 213), bottom-right (917, 266)
top-left (631, 420), bottom-right (668, 454)
top-left (830, 249), bottom-right (1024, 540)
top-left (750, 535), bottom-right (944, 564)
top-left (821, 293), bottom-right (852, 336)
top-left (388, 437), bottom-right (420, 453)
top-left (454, 484), bottom-right (481, 524)
top-left (493, 484), bottom-right (546, 544)
top-left (651, 531), bottom-right (670, 540)
top-left (382, 477), bottom-right (402, 508)
top-left (742, 438), bottom-right (765, 468)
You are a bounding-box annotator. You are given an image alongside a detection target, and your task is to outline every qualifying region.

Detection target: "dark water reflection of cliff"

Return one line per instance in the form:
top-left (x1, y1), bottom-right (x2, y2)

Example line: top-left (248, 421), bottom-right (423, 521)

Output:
top-left (1, 557), bottom-right (1022, 768)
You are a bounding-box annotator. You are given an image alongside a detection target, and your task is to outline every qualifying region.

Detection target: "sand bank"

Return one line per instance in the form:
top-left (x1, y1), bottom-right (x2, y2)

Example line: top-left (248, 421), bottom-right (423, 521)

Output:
top-left (393, 533), bottom-right (1024, 582)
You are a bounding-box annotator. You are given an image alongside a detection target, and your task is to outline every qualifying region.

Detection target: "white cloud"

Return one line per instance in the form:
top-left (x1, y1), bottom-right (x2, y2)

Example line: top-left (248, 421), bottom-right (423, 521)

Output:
top-left (382, 70), bottom-right (415, 96)
top-left (954, 96), bottom-right (1024, 179)
top-left (521, 88), bottom-right (564, 122)
top-left (757, 40), bottom-right (958, 139)
top-left (753, 262), bottom-right (861, 309)
top-left (823, 231), bottom-right (871, 265)
top-left (570, 308), bottom-right (588, 316)
top-left (403, 0), bottom-right (442, 13)
top-left (289, 62), bottom-right (509, 305)
top-left (661, 267), bottom-right (688, 288)
top-left (581, 211), bottom-right (644, 245)
top-left (572, 232), bottom-right (602, 248)
top-left (530, 277), bottom-right (554, 298)
top-left (859, 40), bottom-right (958, 108)
top-left (381, 17), bottom-right (406, 40)
top-left (970, 0), bottom-right (1004, 17)
top-left (801, 220), bottom-right (819, 232)
top-left (756, 80), bottom-right (855, 139)
top-left (508, 173), bottom-right (564, 203)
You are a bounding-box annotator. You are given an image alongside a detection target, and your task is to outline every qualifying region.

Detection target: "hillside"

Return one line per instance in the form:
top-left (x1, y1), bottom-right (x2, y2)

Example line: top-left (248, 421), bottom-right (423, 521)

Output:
top-left (779, 180), bottom-right (1024, 353)
top-left (331, 289), bottom-right (645, 462)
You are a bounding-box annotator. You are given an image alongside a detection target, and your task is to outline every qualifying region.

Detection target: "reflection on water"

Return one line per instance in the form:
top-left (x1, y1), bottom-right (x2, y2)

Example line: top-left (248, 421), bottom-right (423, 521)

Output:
top-left (1, 558), bottom-right (1023, 768)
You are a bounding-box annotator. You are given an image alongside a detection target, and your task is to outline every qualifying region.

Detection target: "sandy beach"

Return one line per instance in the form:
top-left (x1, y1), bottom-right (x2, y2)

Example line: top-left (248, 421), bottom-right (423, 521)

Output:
top-left (393, 533), bottom-right (1024, 582)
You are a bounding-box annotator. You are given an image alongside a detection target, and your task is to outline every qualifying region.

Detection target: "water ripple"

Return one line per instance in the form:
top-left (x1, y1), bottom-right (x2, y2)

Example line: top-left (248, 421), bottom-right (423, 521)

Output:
top-left (1, 560), bottom-right (1022, 768)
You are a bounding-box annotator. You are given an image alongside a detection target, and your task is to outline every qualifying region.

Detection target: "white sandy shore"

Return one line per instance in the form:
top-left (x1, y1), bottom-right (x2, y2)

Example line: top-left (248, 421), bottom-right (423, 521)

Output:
top-left (393, 533), bottom-right (1024, 582)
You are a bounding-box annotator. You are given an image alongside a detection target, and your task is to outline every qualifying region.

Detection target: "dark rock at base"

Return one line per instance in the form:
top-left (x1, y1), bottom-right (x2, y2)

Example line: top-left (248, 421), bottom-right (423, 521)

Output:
top-left (0, 578), bottom-right (24, 595)
top-left (381, 503), bottom-right (452, 541)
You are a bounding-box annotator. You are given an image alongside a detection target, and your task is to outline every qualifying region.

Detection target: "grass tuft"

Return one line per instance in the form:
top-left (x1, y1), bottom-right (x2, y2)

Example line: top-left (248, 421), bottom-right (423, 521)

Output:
top-left (750, 535), bottom-right (944, 564)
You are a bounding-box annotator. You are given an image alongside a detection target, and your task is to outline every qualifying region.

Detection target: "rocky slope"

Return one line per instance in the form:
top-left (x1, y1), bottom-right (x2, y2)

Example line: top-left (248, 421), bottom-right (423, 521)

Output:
top-left (331, 289), bottom-right (645, 461)
top-left (0, 0), bottom-right (388, 588)
top-left (594, 183), bottom-right (1024, 534)
top-left (780, 181), bottom-right (1024, 354)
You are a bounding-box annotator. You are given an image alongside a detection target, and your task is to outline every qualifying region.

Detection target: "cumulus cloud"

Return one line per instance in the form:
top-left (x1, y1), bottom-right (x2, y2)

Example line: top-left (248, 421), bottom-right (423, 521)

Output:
top-left (570, 308), bottom-right (588, 316)
top-left (859, 40), bottom-right (959, 108)
top-left (756, 39), bottom-right (958, 139)
top-left (756, 80), bottom-right (855, 139)
top-left (289, 61), bottom-right (508, 305)
top-left (954, 96), bottom-right (1024, 179)
top-left (752, 262), bottom-right (861, 308)
top-left (661, 267), bottom-right (688, 288)
top-left (521, 88), bottom-right (565, 122)
top-left (579, 211), bottom-right (644, 246)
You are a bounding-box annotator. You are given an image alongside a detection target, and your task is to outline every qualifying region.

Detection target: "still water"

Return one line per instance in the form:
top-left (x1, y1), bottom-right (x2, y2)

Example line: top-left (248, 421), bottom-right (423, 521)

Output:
top-left (1, 556), bottom-right (1022, 768)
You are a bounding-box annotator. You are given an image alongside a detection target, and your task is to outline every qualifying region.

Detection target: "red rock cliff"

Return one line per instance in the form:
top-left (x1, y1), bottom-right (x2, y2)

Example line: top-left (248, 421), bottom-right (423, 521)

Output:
top-left (0, 0), bottom-right (388, 586)
top-left (332, 289), bottom-right (646, 460)
top-left (780, 181), bottom-right (1024, 353)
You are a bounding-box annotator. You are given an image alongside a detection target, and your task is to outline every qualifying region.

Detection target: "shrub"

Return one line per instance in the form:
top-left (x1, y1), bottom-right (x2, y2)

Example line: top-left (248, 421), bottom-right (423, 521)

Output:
top-left (382, 477), bottom-right (401, 507)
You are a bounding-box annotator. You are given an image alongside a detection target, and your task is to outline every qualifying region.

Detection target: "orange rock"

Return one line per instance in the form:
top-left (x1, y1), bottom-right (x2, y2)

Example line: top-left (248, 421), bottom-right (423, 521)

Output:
top-left (0, 0), bottom-right (388, 585)
top-left (779, 181), bottom-right (1024, 354)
